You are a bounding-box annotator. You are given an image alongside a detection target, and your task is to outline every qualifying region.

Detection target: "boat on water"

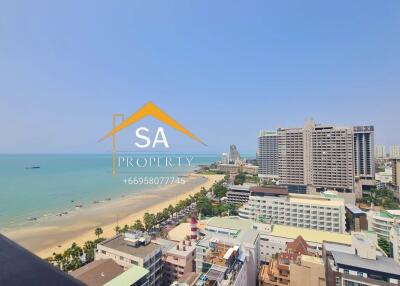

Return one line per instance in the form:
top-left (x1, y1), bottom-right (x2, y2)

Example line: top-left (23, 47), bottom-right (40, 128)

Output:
top-left (25, 166), bottom-right (40, 170)
top-left (75, 204), bottom-right (83, 208)
top-left (27, 217), bottom-right (37, 221)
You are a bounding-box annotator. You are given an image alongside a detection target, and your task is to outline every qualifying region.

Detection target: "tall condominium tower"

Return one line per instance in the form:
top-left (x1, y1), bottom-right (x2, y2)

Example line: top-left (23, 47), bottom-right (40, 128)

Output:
top-left (229, 144), bottom-right (240, 163)
top-left (393, 158), bottom-right (400, 190)
top-left (258, 130), bottom-right (278, 179)
top-left (375, 145), bottom-right (386, 159)
top-left (353, 126), bottom-right (375, 195)
top-left (277, 127), bottom-right (306, 193)
top-left (277, 120), bottom-right (355, 195)
top-left (353, 126), bottom-right (375, 179)
top-left (390, 145), bottom-right (400, 158)
top-left (221, 152), bottom-right (229, 164)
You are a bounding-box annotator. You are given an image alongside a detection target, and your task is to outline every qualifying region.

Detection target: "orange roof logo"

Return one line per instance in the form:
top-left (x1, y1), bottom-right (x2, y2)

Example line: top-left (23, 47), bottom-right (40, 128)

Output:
top-left (99, 101), bottom-right (206, 146)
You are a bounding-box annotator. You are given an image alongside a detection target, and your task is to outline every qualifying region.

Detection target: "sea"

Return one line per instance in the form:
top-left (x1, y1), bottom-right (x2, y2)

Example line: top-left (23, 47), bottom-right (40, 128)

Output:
top-left (0, 153), bottom-right (228, 231)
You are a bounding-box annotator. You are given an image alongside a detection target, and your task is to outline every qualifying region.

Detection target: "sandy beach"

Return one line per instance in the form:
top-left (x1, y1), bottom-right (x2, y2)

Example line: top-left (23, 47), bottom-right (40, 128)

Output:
top-left (5, 173), bottom-right (223, 258)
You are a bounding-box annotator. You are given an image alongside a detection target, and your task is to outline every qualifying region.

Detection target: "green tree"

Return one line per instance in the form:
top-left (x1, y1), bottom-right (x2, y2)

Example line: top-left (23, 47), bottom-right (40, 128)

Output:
top-left (213, 184), bottom-right (228, 199)
top-left (114, 225), bottom-right (121, 234)
top-left (143, 212), bottom-right (156, 231)
top-left (83, 240), bottom-right (96, 263)
top-left (234, 173), bottom-right (246, 185)
top-left (196, 195), bottom-right (213, 216)
top-left (131, 219), bottom-right (145, 231)
top-left (167, 204), bottom-right (175, 218)
top-left (94, 227), bottom-right (103, 239)
top-left (378, 237), bottom-right (391, 256)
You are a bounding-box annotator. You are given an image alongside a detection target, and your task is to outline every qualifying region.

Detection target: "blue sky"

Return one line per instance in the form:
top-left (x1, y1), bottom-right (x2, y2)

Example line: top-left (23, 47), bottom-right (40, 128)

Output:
top-left (1, 0), bottom-right (399, 154)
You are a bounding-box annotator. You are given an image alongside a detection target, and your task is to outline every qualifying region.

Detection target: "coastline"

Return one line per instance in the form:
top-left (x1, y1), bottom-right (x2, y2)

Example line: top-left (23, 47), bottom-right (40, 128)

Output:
top-left (4, 173), bottom-right (223, 258)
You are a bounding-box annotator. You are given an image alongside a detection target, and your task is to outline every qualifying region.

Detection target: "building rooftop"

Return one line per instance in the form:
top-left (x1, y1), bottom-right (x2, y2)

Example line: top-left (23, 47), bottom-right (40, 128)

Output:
top-left (345, 204), bottom-right (366, 215)
top-left (228, 183), bottom-right (257, 191)
top-left (167, 240), bottom-right (196, 257)
top-left (104, 265), bottom-right (149, 286)
top-left (375, 210), bottom-right (400, 219)
top-left (288, 193), bottom-right (344, 207)
top-left (269, 225), bottom-right (352, 245)
top-left (168, 223), bottom-right (192, 241)
top-left (153, 238), bottom-right (178, 253)
top-left (70, 259), bottom-right (123, 286)
top-left (249, 186), bottom-right (288, 196)
top-left (99, 234), bottom-right (161, 258)
top-left (301, 254), bottom-right (324, 265)
top-left (331, 251), bottom-right (400, 276)
top-left (206, 216), bottom-right (253, 232)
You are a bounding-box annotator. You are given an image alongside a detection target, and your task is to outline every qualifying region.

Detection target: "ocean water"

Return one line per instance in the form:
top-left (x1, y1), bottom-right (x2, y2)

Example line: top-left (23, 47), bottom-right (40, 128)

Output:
top-left (0, 153), bottom-right (220, 230)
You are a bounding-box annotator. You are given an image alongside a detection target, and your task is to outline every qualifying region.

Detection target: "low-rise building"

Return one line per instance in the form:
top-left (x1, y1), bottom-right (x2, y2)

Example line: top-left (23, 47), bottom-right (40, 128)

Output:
top-left (226, 183), bottom-right (256, 204)
top-left (258, 236), bottom-right (311, 286)
top-left (226, 185), bottom-right (286, 205)
top-left (345, 204), bottom-right (368, 232)
top-left (95, 232), bottom-right (162, 286)
top-left (253, 223), bottom-right (352, 262)
top-left (104, 265), bottom-right (149, 286)
top-left (290, 255), bottom-right (326, 286)
top-left (217, 164), bottom-right (241, 174)
top-left (369, 210), bottom-right (400, 240)
top-left (239, 191), bottom-right (346, 233)
top-left (390, 225), bottom-right (400, 265)
top-left (162, 239), bottom-right (196, 285)
top-left (195, 216), bottom-right (260, 286)
top-left (324, 232), bottom-right (400, 286)
top-left (216, 163), bottom-right (258, 175)
top-left (70, 259), bottom-right (124, 286)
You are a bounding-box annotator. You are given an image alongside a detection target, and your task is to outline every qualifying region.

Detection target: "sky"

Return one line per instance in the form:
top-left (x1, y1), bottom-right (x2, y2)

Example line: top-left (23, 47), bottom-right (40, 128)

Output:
top-left (0, 0), bottom-right (399, 154)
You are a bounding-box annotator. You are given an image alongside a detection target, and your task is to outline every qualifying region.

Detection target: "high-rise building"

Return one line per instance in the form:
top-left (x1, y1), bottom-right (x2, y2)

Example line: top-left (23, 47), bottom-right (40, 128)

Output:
top-left (353, 126), bottom-right (375, 196)
top-left (375, 145), bottom-right (386, 159)
top-left (393, 158), bottom-right (400, 189)
top-left (258, 130), bottom-right (279, 179)
top-left (277, 120), bottom-right (354, 194)
top-left (229, 144), bottom-right (240, 163)
top-left (221, 152), bottom-right (229, 164)
top-left (353, 126), bottom-right (375, 179)
top-left (277, 127), bottom-right (305, 193)
top-left (390, 145), bottom-right (400, 158)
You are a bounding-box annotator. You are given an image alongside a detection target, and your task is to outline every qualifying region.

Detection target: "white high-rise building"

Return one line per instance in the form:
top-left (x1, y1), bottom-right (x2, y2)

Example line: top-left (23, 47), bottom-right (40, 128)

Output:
top-left (390, 145), bottom-right (400, 158)
top-left (375, 145), bottom-right (386, 159)
top-left (258, 130), bottom-right (278, 179)
top-left (221, 152), bottom-right (229, 164)
top-left (277, 120), bottom-right (354, 194)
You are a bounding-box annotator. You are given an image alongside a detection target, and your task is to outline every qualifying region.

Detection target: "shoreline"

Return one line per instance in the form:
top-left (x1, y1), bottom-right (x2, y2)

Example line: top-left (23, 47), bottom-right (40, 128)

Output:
top-left (4, 173), bottom-right (223, 258)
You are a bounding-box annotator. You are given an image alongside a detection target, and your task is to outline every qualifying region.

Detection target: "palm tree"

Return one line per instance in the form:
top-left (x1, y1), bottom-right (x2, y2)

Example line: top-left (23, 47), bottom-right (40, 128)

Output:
top-left (94, 227), bottom-right (103, 239)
